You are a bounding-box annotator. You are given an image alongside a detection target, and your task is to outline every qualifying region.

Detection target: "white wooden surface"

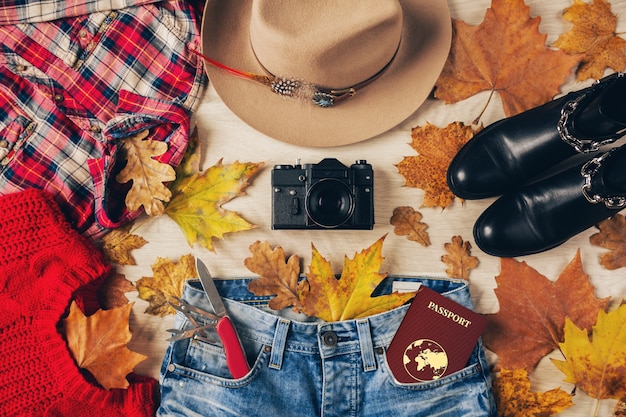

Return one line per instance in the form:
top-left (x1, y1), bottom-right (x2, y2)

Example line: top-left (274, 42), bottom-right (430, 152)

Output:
top-left (121, 1), bottom-right (626, 415)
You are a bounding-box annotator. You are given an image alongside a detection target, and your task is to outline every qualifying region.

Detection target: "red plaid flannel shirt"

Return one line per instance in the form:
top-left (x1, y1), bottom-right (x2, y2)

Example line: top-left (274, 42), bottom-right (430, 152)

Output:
top-left (0, 0), bottom-right (207, 238)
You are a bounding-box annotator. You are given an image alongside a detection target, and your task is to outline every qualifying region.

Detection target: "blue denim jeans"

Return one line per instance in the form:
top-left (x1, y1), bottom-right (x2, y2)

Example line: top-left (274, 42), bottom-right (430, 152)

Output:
top-left (157, 276), bottom-right (496, 417)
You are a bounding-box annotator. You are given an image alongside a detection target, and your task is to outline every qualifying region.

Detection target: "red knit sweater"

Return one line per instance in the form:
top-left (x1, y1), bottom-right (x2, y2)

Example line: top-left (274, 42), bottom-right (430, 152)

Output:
top-left (0, 189), bottom-right (157, 416)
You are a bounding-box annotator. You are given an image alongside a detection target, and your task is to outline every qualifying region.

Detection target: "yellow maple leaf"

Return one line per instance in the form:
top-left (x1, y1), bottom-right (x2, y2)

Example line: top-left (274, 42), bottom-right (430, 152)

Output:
top-left (115, 129), bottom-right (176, 216)
top-left (299, 235), bottom-right (416, 321)
top-left (552, 305), bottom-right (626, 400)
top-left (136, 254), bottom-right (197, 316)
top-left (492, 369), bottom-right (573, 416)
top-left (63, 301), bottom-right (147, 390)
top-left (101, 223), bottom-right (148, 265)
top-left (553, 0), bottom-right (626, 81)
top-left (396, 122), bottom-right (476, 208)
top-left (165, 154), bottom-right (264, 251)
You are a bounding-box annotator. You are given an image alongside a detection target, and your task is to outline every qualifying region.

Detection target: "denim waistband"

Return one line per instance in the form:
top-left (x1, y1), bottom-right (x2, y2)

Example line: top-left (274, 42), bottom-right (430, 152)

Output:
top-left (180, 276), bottom-right (474, 368)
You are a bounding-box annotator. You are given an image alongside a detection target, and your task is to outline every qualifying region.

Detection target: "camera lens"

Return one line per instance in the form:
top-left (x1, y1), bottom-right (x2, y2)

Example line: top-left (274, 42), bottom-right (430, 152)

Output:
top-left (306, 179), bottom-right (354, 227)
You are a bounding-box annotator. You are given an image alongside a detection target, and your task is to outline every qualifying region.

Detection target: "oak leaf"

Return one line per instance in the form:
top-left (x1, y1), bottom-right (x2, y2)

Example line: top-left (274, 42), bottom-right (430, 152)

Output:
top-left (245, 241), bottom-right (304, 312)
top-left (435, 0), bottom-right (580, 120)
top-left (589, 214), bottom-right (626, 270)
top-left (300, 235), bottom-right (415, 321)
top-left (165, 142), bottom-right (264, 251)
top-left (115, 129), bottom-right (176, 216)
top-left (482, 251), bottom-right (610, 372)
top-left (552, 305), bottom-right (626, 400)
top-left (492, 369), bottom-right (573, 416)
top-left (101, 223), bottom-right (148, 266)
top-left (390, 206), bottom-right (430, 246)
top-left (397, 122), bottom-right (476, 208)
top-left (63, 301), bottom-right (147, 390)
top-left (97, 272), bottom-right (136, 309)
top-left (136, 254), bottom-right (197, 316)
top-left (553, 0), bottom-right (626, 81)
top-left (441, 235), bottom-right (478, 280)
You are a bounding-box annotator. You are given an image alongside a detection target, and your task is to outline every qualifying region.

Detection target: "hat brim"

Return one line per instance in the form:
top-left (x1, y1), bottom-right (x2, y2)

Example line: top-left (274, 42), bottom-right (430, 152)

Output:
top-left (201, 0), bottom-right (451, 147)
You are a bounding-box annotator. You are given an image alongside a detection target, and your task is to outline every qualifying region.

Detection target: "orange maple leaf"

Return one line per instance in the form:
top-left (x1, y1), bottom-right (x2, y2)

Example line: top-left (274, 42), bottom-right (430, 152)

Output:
top-left (63, 301), bottom-right (147, 389)
top-left (553, 0), bottom-right (626, 81)
top-left (482, 250), bottom-right (610, 372)
top-left (396, 122), bottom-right (475, 208)
top-left (435, 0), bottom-right (580, 120)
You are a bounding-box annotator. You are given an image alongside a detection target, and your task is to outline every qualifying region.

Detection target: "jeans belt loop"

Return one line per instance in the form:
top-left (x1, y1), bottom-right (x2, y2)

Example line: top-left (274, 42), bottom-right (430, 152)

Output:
top-left (269, 318), bottom-right (290, 370)
top-left (356, 318), bottom-right (377, 372)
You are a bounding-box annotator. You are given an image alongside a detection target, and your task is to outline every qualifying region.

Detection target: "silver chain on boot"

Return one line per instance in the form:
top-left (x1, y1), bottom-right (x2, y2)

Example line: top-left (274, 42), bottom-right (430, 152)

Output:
top-left (581, 148), bottom-right (626, 209)
top-left (557, 72), bottom-right (625, 153)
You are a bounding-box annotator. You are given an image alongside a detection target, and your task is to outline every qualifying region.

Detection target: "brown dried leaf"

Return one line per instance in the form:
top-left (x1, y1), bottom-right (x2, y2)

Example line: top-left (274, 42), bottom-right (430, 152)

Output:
top-left (97, 272), bottom-right (136, 310)
top-left (63, 301), bottom-right (147, 390)
top-left (390, 206), bottom-right (430, 246)
top-left (435, 0), bottom-right (580, 120)
top-left (136, 254), bottom-right (197, 316)
top-left (492, 369), bottom-right (573, 416)
top-left (441, 235), bottom-right (478, 280)
top-left (483, 250), bottom-right (610, 372)
top-left (245, 241), bottom-right (304, 312)
top-left (553, 0), bottom-right (626, 81)
top-left (116, 129), bottom-right (176, 216)
top-left (101, 223), bottom-right (148, 266)
top-left (396, 122), bottom-right (476, 208)
top-left (590, 214), bottom-right (626, 270)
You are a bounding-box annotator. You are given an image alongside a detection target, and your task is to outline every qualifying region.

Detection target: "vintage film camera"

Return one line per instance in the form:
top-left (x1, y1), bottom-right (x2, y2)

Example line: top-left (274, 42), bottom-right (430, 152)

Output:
top-left (272, 158), bottom-right (374, 229)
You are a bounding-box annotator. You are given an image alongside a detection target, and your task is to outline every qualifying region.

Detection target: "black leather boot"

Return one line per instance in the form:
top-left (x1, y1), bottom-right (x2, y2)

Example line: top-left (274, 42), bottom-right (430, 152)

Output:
top-left (473, 144), bottom-right (626, 257)
top-left (447, 72), bottom-right (626, 200)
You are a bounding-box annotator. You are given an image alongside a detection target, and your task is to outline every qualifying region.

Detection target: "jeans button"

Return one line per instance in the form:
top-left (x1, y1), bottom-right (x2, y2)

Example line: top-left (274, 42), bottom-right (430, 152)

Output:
top-left (322, 331), bottom-right (338, 347)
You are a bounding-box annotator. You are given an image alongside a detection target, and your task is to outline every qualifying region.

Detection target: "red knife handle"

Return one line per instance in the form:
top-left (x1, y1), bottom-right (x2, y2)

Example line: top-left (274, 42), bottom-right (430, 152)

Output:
top-left (216, 316), bottom-right (250, 378)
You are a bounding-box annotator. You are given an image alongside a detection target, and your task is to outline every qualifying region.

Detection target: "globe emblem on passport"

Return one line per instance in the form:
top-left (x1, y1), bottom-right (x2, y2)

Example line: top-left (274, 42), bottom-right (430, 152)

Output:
top-left (403, 339), bottom-right (449, 381)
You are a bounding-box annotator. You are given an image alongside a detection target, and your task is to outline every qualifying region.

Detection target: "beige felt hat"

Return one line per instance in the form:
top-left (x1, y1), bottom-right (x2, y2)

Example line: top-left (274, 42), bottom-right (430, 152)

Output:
top-left (200, 0), bottom-right (451, 147)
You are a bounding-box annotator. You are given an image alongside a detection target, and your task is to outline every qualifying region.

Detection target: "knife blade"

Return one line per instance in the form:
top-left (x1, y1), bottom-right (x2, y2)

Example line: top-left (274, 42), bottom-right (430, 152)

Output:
top-left (196, 258), bottom-right (250, 378)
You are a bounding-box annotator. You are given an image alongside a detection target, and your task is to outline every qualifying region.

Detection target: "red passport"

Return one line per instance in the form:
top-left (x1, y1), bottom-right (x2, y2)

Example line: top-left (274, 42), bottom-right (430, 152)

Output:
top-left (386, 285), bottom-right (487, 383)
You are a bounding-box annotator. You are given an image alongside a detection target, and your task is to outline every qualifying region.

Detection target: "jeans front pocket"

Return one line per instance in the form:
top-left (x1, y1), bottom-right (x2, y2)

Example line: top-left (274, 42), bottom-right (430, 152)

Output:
top-left (371, 341), bottom-right (496, 417)
top-left (160, 312), bottom-right (271, 387)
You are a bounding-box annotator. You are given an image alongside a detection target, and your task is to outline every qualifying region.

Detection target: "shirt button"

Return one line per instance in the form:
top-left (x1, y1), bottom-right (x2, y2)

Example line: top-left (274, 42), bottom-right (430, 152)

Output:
top-left (90, 125), bottom-right (102, 133)
top-left (78, 29), bottom-right (88, 38)
top-left (53, 94), bottom-right (64, 102)
top-left (321, 331), bottom-right (338, 347)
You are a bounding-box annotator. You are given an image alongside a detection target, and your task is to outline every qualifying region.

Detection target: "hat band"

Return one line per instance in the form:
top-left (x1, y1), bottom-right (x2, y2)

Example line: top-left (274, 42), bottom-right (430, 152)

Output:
top-left (190, 43), bottom-right (399, 108)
